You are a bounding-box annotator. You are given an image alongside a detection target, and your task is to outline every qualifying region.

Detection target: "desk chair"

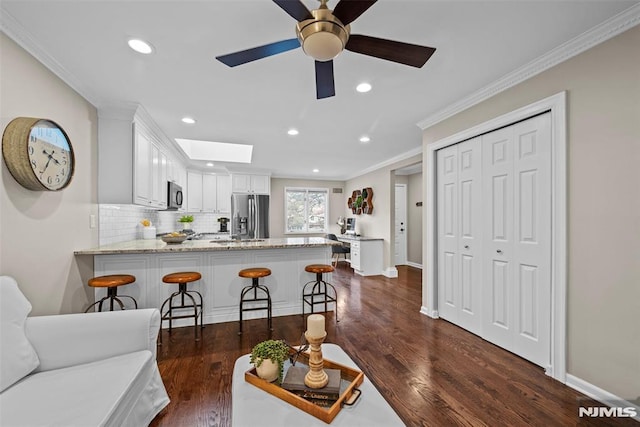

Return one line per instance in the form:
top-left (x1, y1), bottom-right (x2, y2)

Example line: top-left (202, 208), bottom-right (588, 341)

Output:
top-left (326, 234), bottom-right (350, 266)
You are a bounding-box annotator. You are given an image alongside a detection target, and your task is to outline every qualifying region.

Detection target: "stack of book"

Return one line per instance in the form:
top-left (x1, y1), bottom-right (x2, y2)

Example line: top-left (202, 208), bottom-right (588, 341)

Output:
top-left (281, 366), bottom-right (342, 407)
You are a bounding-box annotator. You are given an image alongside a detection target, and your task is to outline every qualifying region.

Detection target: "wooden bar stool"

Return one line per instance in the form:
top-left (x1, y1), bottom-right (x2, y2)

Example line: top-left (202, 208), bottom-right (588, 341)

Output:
top-left (160, 271), bottom-right (204, 341)
top-left (85, 274), bottom-right (138, 312)
top-left (238, 267), bottom-right (272, 335)
top-left (302, 264), bottom-right (339, 322)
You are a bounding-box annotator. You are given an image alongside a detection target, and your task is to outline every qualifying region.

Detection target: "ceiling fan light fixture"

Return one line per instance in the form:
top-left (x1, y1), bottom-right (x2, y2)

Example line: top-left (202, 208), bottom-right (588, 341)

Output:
top-left (296, 8), bottom-right (350, 62)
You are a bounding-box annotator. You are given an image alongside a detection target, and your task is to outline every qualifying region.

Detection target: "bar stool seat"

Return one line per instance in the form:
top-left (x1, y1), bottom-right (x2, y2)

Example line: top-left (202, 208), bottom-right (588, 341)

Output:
top-left (302, 264), bottom-right (339, 322)
top-left (238, 267), bottom-right (272, 334)
top-left (160, 271), bottom-right (203, 341)
top-left (85, 274), bottom-right (138, 312)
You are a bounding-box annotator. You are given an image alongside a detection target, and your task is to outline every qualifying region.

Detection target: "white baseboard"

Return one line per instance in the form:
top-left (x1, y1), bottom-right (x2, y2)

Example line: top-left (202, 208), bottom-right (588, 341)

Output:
top-left (406, 261), bottom-right (423, 269)
top-left (420, 305), bottom-right (439, 319)
top-left (383, 267), bottom-right (398, 278)
top-left (566, 374), bottom-right (640, 421)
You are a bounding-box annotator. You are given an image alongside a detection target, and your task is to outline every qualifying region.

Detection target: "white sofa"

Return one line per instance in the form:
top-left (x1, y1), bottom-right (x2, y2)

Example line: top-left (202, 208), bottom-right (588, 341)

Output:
top-left (0, 276), bottom-right (170, 426)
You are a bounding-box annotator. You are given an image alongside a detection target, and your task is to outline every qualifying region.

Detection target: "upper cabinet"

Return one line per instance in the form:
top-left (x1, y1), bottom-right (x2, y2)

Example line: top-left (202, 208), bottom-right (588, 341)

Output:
top-left (187, 171), bottom-right (231, 213)
top-left (231, 173), bottom-right (270, 194)
top-left (134, 126), bottom-right (168, 209)
top-left (98, 105), bottom-right (187, 208)
top-left (216, 175), bottom-right (231, 212)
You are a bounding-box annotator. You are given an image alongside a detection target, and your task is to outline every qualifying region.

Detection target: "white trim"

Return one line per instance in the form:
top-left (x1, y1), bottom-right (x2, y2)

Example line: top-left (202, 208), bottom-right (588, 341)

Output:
top-left (406, 261), bottom-right (422, 269)
top-left (424, 91), bottom-right (567, 382)
top-left (383, 267), bottom-right (398, 278)
top-left (344, 146), bottom-right (422, 181)
top-left (420, 305), bottom-right (438, 319)
top-left (566, 374), bottom-right (640, 422)
top-left (283, 186), bottom-right (330, 234)
top-left (417, 4), bottom-right (640, 130)
top-left (0, 9), bottom-right (101, 107)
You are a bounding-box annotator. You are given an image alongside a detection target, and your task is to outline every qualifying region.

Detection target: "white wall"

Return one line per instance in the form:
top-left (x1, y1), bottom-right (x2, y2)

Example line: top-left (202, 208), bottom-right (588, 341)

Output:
top-left (421, 25), bottom-right (640, 400)
top-left (345, 154), bottom-right (422, 275)
top-left (0, 33), bottom-right (98, 315)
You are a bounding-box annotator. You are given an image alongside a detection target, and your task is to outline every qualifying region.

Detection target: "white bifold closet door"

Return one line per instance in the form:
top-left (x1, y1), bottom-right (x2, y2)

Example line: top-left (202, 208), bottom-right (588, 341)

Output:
top-left (436, 113), bottom-right (551, 368)
top-left (437, 137), bottom-right (483, 336)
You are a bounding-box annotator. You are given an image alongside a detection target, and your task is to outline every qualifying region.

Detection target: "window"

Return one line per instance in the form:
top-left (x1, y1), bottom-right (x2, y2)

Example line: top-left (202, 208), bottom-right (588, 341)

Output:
top-left (285, 187), bottom-right (329, 234)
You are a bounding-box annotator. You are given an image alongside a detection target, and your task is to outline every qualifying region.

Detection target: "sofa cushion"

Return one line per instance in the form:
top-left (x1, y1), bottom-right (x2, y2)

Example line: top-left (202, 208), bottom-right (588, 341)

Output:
top-left (0, 276), bottom-right (40, 392)
top-left (0, 350), bottom-right (166, 427)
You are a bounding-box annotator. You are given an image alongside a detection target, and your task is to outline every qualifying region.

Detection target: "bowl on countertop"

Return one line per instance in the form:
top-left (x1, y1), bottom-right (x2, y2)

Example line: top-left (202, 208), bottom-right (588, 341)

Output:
top-left (161, 234), bottom-right (188, 244)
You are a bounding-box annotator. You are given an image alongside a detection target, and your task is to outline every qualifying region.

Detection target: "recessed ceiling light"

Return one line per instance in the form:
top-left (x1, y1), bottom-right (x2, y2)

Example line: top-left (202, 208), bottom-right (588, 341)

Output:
top-left (313, 169), bottom-right (319, 173)
top-left (181, 117), bottom-right (196, 124)
top-left (287, 129), bottom-right (299, 136)
top-left (356, 82), bottom-right (372, 93)
top-left (360, 136), bottom-right (371, 143)
top-left (206, 162), bottom-right (214, 167)
top-left (127, 38), bottom-right (154, 54)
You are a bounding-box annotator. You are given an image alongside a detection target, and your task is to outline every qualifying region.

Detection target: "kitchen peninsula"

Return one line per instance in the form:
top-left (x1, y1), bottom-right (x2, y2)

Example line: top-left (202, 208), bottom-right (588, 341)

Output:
top-left (75, 237), bottom-right (340, 327)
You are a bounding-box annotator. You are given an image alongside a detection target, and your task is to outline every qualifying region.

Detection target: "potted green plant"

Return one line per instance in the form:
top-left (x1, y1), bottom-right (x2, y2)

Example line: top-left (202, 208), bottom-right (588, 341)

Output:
top-left (178, 215), bottom-right (194, 230)
top-left (250, 339), bottom-right (290, 383)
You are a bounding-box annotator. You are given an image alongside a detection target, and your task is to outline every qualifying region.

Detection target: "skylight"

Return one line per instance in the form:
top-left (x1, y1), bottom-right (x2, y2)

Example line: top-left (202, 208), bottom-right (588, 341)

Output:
top-left (175, 138), bottom-right (253, 163)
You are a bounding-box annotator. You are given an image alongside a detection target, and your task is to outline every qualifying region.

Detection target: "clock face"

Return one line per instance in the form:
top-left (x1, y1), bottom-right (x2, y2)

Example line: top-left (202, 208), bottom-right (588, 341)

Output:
top-left (27, 120), bottom-right (73, 190)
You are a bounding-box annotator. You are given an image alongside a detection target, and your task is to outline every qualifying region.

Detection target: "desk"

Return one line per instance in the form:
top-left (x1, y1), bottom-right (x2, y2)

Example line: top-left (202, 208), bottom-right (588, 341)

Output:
top-left (337, 236), bottom-right (384, 276)
top-left (232, 344), bottom-right (403, 426)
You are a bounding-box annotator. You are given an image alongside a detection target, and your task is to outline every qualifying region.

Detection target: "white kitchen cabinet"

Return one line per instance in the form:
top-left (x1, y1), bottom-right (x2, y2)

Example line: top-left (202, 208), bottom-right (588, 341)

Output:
top-left (133, 130), bottom-right (152, 206)
top-left (187, 171), bottom-right (203, 211)
top-left (191, 173), bottom-right (231, 213)
top-left (216, 175), bottom-right (231, 213)
top-left (202, 174), bottom-right (217, 212)
top-left (98, 105), bottom-right (188, 207)
top-left (134, 128), bottom-right (167, 209)
top-left (231, 174), bottom-right (270, 194)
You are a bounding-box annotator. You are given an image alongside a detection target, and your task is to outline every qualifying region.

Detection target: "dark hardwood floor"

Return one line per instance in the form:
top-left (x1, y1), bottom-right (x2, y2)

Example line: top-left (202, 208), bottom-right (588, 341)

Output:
top-left (151, 265), bottom-right (635, 427)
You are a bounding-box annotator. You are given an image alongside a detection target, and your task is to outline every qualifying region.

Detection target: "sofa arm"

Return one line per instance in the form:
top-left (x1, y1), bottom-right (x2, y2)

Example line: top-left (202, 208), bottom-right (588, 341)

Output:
top-left (25, 309), bottom-right (160, 373)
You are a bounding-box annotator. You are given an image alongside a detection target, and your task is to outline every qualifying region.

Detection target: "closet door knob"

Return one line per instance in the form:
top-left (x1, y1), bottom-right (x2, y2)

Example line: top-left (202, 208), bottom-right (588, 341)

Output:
top-left (497, 249), bottom-right (503, 254)
top-left (464, 245), bottom-right (469, 249)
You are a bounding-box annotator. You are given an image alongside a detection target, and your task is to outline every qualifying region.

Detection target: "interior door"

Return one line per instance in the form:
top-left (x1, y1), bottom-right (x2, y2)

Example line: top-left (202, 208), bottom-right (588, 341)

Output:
top-left (436, 138), bottom-right (482, 334)
top-left (394, 184), bottom-right (408, 265)
top-left (482, 113), bottom-right (551, 367)
top-left (437, 144), bottom-right (459, 324)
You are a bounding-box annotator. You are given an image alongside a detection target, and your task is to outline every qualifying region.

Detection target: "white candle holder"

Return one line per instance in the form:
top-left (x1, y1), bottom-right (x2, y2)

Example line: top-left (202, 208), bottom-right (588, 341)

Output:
top-left (303, 331), bottom-right (329, 389)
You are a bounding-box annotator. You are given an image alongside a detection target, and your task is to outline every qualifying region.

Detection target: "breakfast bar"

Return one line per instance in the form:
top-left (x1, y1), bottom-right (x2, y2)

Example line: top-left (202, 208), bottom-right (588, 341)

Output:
top-left (75, 237), bottom-right (340, 327)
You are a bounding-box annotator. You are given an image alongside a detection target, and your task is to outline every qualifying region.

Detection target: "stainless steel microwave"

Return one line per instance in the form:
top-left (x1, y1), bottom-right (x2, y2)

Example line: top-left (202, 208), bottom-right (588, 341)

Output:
top-left (167, 181), bottom-right (183, 210)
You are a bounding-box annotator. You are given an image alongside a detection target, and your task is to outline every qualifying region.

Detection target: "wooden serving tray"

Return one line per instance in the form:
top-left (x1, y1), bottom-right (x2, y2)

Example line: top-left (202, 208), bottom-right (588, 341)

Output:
top-left (244, 350), bottom-right (364, 424)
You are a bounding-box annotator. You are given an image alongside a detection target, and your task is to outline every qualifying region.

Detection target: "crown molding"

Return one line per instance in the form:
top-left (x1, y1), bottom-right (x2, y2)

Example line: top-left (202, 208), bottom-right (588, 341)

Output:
top-left (343, 145), bottom-right (422, 181)
top-left (417, 3), bottom-right (640, 130)
top-left (0, 7), bottom-right (102, 108)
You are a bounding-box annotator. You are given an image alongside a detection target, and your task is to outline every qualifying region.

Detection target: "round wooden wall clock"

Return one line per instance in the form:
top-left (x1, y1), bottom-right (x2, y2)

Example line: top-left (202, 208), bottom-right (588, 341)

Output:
top-left (2, 117), bottom-right (75, 191)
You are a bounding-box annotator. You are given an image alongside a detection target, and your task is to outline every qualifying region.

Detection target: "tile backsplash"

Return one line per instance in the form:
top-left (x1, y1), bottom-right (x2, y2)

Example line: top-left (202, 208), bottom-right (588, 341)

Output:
top-left (99, 204), bottom-right (229, 245)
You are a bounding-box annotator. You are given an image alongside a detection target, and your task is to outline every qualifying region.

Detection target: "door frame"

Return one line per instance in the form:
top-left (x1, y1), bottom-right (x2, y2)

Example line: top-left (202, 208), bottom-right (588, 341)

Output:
top-left (394, 183), bottom-right (408, 266)
top-left (423, 91), bottom-right (567, 382)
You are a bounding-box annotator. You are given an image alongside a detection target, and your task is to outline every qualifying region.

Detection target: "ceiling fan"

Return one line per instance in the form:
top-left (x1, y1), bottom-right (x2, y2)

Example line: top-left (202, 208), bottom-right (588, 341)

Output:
top-left (215, 0), bottom-right (436, 99)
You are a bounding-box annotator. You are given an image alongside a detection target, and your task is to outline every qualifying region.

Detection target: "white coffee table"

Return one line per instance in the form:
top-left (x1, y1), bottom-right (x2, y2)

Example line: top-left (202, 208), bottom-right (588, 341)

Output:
top-left (232, 343), bottom-right (404, 426)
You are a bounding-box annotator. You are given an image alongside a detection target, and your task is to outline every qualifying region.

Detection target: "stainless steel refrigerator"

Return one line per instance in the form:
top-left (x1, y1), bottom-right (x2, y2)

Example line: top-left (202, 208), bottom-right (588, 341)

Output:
top-left (231, 194), bottom-right (269, 239)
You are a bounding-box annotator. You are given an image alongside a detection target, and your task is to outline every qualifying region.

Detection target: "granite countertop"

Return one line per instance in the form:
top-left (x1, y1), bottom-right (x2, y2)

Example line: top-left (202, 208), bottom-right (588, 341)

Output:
top-left (336, 235), bottom-right (384, 241)
top-left (74, 237), bottom-right (342, 255)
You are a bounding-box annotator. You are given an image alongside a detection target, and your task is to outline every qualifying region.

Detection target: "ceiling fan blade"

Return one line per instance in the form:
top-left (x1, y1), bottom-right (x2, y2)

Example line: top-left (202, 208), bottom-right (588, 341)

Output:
top-left (332, 0), bottom-right (377, 25)
top-left (345, 34), bottom-right (436, 68)
top-left (216, 38), bottom-right (300, 67)
top-left (273, 0), bottom-right (313, 22)
top-left (315, 60), bottom-right (335, 99)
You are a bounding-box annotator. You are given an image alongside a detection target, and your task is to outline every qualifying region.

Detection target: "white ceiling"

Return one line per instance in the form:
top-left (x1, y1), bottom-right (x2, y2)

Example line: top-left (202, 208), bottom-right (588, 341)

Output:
top-left (1, 1), bottom-right (637, 180)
